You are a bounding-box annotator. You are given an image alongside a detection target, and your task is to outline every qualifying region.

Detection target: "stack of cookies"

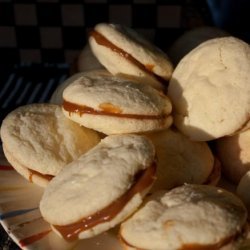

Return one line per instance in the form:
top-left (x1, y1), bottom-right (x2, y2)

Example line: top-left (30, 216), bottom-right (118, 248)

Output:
top-left (1, 23), bottom-right (250, 249)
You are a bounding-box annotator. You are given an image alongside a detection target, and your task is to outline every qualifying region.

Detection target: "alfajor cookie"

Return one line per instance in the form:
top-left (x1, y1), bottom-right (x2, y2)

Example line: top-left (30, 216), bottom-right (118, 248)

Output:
top-left (216, 129), bottom-right (250, 184)
top-left (39, 134), bottom-right (156, 240)
top-left (168, 36), bottom-right (250, 141)
top-left (146, 128), bottom-right (219, 192)
top-left (120, 184), bottom-right (247, 250)
top-left (89, 23), bottom-right (173, 91)
top-left (62, 70), bottom-right (172, 135)
top-left (0, 104), bottom-right (100, 187)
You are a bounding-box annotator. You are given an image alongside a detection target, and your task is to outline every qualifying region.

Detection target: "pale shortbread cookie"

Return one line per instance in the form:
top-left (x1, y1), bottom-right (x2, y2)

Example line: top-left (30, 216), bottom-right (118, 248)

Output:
top-left (120, 184), bottom-right (247, 250)
top-left (50, 69), bottom-right (110, 105)
top-left (40, 134), bottom-right (156, 240)
top-left (146, 129), bottom-right (216, 191)
top-left (62, 70), bottom-right (172, 135)
top-left (168, 37), bottom-right (250, 141)
top-left (0, 104), bottom-right (100, 187)
top-left (89, 23), bottom-right (173, 91)
top-left (50, 73), bottom-right (83, 105)
top-left (216, 129), bottom-right (250, 184)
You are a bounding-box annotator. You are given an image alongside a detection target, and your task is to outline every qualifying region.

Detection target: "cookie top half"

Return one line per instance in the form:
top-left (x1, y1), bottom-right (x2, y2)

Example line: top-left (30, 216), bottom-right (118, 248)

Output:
top-left (168, 37), bottom-right (250, 141)
top-left (0, 104), bottom-right (100, 186)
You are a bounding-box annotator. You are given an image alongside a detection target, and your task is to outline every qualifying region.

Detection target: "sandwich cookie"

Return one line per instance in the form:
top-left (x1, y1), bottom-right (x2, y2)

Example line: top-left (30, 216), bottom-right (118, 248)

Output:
top-left (89, 23), bottom-right (173, 91)
top-left (62, 70), bottom-right (172, 135)
top-left (168, 37), bottom-right (250, 141)
top-left (216, 129), bottom-right (250, 184)
top-left (0, 104), bottom-right (100, 187)
top-left (146, 129), bottom-right (219, 192)
top-left (39, 134), bottom-right (157, 240)
top-left (120, 184), bottom-right (248, 250)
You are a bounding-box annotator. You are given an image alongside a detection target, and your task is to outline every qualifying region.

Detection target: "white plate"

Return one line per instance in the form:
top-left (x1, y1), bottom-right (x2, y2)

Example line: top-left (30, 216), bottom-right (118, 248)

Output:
top-left (0, 150), bottom-right (122, 250)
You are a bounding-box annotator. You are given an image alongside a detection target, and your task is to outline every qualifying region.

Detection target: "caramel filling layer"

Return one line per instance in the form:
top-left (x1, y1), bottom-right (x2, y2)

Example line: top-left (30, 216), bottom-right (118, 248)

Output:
top-left (90, 30), bottom-right (167, 86)
top-left (63, 100), bottom-right (167, 120)
top-left (53, 161), bottom-right (157, 241)
top-left (28, 168), bottom-right (54, 183)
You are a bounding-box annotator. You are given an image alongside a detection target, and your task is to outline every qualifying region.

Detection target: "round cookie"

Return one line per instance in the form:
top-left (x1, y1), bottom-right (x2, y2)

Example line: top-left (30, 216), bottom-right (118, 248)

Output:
top-left (168, 37), bottom-right (250, 141)
top-left (39, 134), bottom-right (157, 240)
top-left (216, 129), bottom-right (250, 184)
top-left (120, 184), bottom-right (247, 250)
top-left (146, 129), bottom-right (218, 192)
top-left (62, 70), bottom-right (172, 135)
top-left (89, 23), bottom-right (173, 91)
top-left (0, 104), bottom-right (101, 187)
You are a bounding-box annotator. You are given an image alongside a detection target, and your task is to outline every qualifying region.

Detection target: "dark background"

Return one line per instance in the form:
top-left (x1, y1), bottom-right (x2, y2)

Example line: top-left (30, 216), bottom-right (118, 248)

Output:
top-left (0, 0), bottom-right (213, 66)
top-left (1, 0), bottom-right (249, 67)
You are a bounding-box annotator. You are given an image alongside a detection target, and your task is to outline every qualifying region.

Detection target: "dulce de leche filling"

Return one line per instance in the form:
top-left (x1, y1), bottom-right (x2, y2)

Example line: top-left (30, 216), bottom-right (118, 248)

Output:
top-left (90, 30), bottom-right (167, 86)
top-left (53, 161), bottom-right (157, 241)
top-left (63, 100), bottom-right (167, 120)
top-left (28, 168), bottom-right (54, 183)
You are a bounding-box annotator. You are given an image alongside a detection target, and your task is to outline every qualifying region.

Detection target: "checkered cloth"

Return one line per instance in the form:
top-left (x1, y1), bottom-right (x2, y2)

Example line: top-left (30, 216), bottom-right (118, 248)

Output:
top-left (0, 0), bottom-right (213, 65)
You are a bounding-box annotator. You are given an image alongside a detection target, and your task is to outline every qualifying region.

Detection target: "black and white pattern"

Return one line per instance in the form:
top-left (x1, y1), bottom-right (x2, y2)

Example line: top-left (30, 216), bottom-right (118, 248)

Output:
top-left (0, 0), bottom-right (213, 65)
